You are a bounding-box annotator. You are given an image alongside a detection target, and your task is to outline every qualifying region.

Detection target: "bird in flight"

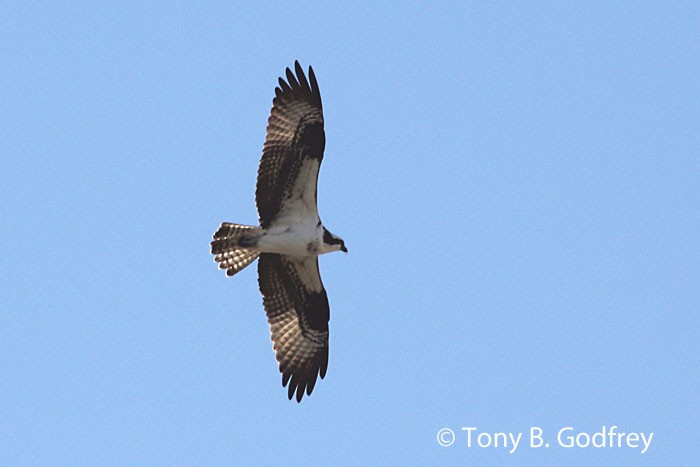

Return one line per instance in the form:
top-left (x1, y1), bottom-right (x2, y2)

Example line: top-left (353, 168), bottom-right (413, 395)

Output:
top-left (211, 61), bottom-right (346, 402)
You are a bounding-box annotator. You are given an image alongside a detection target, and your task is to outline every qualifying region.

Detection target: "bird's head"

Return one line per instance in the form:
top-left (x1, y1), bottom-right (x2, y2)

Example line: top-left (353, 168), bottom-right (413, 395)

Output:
top-left (322, 228), bottom-right (348, 254)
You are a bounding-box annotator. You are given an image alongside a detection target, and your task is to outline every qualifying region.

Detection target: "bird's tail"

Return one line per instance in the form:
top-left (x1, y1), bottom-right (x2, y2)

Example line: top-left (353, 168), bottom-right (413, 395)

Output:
top-left (211, 223), bottom-right (263, 277)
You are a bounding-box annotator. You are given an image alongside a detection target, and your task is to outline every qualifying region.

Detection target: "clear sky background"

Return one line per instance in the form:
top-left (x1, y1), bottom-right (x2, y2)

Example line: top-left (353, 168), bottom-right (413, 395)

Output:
top-left (2, 2), bottom-right (698, 466)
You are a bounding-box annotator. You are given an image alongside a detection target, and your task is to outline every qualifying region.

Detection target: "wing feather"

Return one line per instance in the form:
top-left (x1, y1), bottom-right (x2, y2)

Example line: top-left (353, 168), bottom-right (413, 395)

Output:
top-left (257, 253), bottom-right (330, 402)
top-left (256, 61), bottom-right (325, 228)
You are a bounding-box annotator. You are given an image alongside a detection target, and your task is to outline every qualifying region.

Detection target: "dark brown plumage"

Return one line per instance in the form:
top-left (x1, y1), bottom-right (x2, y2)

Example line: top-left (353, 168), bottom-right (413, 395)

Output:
top-left (211, 62), bottom-right (340, 402)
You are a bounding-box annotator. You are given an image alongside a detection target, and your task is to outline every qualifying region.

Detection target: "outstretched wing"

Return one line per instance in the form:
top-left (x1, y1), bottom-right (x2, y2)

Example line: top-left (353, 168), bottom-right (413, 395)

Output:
top-left (257, 253), bottom-right (330, 402)
top-left (256, 61), bottom-right (325, 228)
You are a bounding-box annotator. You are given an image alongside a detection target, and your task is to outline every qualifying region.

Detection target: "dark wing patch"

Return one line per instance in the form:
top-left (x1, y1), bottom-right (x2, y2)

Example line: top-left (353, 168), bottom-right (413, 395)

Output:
top-left (257, 253), bottom-right (329, 402)
top-left (256, 61), bottom-right (325, 228)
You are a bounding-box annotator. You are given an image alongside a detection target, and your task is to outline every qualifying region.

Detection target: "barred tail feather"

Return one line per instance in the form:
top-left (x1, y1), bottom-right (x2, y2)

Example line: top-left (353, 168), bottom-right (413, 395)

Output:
top-left (211, 223), bottom-right (262, 276)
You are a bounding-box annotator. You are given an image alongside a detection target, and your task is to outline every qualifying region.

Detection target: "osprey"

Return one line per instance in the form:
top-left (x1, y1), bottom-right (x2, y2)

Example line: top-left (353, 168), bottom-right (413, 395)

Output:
top-left (210, 62), bottom-right (346, 402)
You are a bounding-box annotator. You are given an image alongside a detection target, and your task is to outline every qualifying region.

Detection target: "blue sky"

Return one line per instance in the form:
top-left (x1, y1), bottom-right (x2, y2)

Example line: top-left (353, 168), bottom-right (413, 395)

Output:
top-left (2, 2), bottom-right (698, 465)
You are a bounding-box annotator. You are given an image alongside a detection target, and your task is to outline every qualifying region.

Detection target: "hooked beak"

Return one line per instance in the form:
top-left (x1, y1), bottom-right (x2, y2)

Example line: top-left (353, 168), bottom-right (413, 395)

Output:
top-left (341, 244), bottom-right (348, 253)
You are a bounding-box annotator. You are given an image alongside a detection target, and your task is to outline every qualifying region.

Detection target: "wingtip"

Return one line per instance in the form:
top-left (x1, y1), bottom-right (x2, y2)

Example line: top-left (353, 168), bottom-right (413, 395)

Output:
top-left (287, 380), bottom-right (297, 401)
top-left (294, 60), bottom-right (304, 78)
top-left (307, 64), bottom-right (321, 106)
top-left (285, 66), bottom-right (298, 88)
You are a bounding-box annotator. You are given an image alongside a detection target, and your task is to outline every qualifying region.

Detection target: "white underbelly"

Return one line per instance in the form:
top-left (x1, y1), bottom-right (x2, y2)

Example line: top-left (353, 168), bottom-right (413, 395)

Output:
top-left (257, 226), bottom-right (320, 257)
